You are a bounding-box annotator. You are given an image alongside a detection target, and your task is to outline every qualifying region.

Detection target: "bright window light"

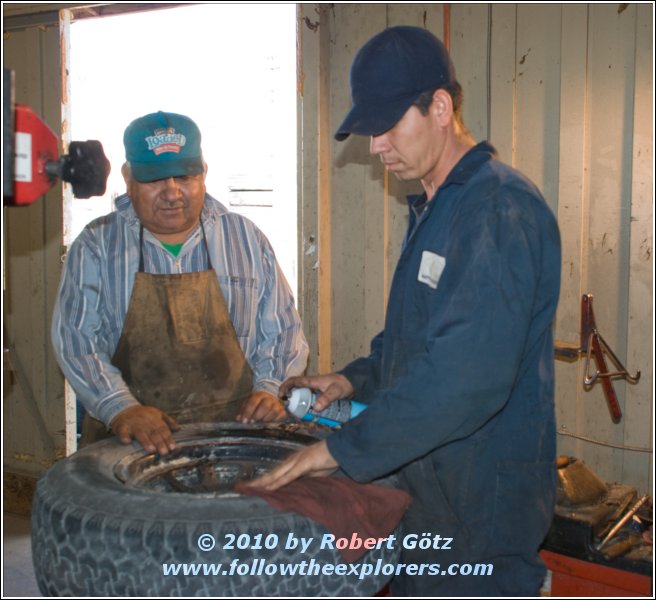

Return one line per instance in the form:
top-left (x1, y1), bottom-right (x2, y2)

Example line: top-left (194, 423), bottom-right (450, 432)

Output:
top-left (68, 3), bottom-right (298, 293)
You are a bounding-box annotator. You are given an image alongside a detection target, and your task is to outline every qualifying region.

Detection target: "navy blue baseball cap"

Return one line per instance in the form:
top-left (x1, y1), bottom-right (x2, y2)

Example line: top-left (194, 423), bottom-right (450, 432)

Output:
top-left (123, 111), bottom-right (204, 182)
top-left (335, 26), bottom-right (457, 141)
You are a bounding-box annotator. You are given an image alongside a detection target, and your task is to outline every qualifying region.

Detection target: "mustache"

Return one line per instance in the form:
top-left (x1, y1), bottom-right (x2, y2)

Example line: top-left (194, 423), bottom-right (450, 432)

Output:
top-left (158, 200), bottom-right (187, 208)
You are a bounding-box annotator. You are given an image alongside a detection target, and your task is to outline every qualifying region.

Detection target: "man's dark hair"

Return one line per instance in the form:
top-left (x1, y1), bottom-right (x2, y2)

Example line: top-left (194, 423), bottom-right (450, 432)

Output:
top-left (413, 80), bottom-right (464, 125)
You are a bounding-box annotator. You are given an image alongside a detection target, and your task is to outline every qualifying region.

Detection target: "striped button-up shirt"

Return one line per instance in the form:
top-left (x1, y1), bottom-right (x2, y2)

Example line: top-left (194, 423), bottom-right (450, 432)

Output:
top-left (51, 193), bottom-right (308, 426)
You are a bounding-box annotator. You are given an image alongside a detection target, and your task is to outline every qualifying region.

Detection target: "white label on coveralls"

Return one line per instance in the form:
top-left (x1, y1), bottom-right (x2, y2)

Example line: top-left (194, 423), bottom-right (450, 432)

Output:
top-left (417, 251), bottom-right (445, 290)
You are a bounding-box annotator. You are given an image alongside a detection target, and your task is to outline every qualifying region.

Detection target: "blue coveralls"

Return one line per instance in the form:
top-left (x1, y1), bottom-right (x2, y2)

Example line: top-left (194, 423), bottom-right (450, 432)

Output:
top-left (327, 142), bottom-right (561, 596)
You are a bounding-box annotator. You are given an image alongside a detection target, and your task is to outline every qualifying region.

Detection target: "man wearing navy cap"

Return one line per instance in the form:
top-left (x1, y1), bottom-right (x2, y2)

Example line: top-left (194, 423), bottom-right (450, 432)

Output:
top-left (52, 111), bottom-right (308, 455)
top-left (250, 27), bottom-right (561, 596)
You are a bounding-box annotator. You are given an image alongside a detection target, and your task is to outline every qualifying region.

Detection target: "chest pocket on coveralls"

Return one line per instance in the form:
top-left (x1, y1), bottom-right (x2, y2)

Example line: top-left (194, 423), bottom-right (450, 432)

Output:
top-left (219, 276), bottom-right (258, 338)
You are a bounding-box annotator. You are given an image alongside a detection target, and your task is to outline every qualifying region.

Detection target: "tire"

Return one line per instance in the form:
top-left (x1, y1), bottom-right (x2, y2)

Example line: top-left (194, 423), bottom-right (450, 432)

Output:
top-left (32, 423), bottom-right (401, 596)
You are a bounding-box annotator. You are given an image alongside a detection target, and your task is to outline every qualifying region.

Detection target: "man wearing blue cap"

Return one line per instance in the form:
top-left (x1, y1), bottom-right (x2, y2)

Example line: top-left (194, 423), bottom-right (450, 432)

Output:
top-left (249, 27), bottom-right (561, 596)
top-left (52, 111), bottom-right (308, 455)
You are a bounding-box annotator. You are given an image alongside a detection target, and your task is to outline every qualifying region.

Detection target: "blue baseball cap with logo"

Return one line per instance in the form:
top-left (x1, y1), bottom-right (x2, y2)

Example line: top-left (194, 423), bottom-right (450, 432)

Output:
top-left (335, 26), bottom-right (457, 141)
top-left (123, 111), bottom-right (204, 182)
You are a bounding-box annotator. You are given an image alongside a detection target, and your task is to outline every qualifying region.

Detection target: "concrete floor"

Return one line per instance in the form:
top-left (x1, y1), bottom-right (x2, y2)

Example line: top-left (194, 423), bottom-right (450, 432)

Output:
top-left (3, 512), bottom-right (41, 597)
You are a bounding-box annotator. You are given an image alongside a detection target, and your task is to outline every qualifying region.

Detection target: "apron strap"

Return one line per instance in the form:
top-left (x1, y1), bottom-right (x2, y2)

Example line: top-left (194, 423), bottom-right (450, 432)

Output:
top-left (138, 224), bottom-right (145, 273)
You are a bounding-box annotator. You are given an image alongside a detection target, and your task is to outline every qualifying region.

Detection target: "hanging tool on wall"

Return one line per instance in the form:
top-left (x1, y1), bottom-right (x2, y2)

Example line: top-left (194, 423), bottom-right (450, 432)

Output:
top-left (554, 294), bottom-right (641, 424)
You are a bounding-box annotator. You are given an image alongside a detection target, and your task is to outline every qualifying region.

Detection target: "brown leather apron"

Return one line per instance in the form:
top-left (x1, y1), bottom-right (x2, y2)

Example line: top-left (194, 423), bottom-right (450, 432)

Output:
top-left (81, 223), bottom-right (254, 444)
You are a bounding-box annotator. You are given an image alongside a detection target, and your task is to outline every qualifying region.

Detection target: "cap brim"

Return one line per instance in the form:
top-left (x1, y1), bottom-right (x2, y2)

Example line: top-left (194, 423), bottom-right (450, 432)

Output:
top-left (334, 95), bottom-right (416, 141)
top-left (130, 157), bottom-right (204, 183)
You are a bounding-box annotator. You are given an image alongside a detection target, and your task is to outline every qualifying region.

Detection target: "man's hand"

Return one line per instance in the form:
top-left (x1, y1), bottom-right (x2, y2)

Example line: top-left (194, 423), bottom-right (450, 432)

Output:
top-left (244, 440), bottom-right (338, 491)
top-left (236, 390), bottom-right (286, 423)
top-left (279, 373), bottom-right (354, 412)
top-left (109, 405), bottom-right (180, 455)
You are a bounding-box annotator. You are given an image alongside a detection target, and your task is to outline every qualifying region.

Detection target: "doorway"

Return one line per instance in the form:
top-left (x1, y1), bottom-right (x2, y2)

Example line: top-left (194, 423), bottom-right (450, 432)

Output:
top-left (66, 3), bottom-right (298, 293)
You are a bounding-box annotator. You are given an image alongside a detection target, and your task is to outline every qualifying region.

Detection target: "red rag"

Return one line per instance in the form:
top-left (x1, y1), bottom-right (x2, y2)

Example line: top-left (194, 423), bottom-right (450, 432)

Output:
top-left (235, 477), bottom-right (411, 562)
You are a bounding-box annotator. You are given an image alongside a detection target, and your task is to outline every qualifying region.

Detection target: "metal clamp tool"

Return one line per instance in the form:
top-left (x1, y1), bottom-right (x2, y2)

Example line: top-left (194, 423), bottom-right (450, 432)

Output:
top-left (555, 294), bottom-right (641, 424)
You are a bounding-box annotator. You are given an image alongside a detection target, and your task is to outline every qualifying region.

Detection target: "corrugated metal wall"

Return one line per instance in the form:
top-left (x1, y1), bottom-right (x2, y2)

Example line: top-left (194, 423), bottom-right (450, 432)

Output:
top-left (298, 3), bottom-right (653, 493)
top-left (2, 3), bottom-right (653, 497)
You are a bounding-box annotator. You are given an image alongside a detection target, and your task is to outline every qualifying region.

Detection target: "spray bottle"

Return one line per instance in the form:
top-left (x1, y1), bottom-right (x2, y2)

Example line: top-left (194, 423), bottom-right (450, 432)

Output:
top-left (286, 387), bottom-right (367, 428)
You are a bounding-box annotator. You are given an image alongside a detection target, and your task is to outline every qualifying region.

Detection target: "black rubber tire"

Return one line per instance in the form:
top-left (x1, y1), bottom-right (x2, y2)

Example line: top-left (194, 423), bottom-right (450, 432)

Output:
top-left (31, 423), bottom-right (401, 596)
